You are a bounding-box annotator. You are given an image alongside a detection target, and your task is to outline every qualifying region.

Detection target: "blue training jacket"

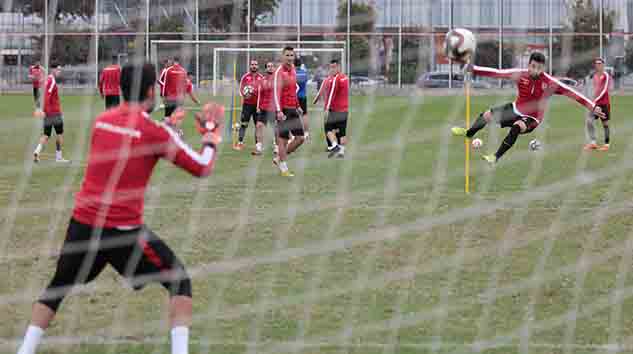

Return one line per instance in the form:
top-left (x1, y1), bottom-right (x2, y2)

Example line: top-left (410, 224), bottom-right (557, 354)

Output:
top-left (296, 67), bottom-right (308, 98)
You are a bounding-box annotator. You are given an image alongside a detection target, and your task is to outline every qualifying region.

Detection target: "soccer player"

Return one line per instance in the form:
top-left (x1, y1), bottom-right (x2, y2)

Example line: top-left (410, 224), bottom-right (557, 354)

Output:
top-left (15, 63), bottom-right (223, 354)
top-left (295, 57), bottom-right (310, 141)
top-left (158, 57), bottom-right (173, 101)
top-left (33, 64), bottom-right (69, 163)
top-left (253, 61), bottom-right (277, 156)
top-left (98, 55), bottom-right (121, 109)
top-left (320, 59), bottom-right (349, 158)
top-left (451, 52), bottom-right (604, 164)
top-left (273, 46), bottom-right (305, 177)
top-left (235, 59), bottom-right (264, 150)
top-left (28, 60), bottom-right (44, 109)
top-left (584, 57), bottom-right (612, 151)
top-left (314, 67), bottom-right (333, 150)
top-left (158, 56), bottom-right (187, 118)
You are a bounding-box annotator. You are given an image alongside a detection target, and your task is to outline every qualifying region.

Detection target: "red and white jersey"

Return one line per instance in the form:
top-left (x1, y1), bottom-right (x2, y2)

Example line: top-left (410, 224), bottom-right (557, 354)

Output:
top-left (273, 64), bottom-right (299, 111)
top-left (592, 71), bottom-right (611, 106)
top-left (158, 66), bottom-right (169, 97)
top-left (324, 72), bottom-right (349, 112)
top-left (159, 63), bottom-right (188, 101)
top-left (99, 64), bottom-right (121, 96)
top-left (257, 73), bottom-right (275, 112)
top-left (29, 65), bottom-right (45, 88)
top-left (240, 72), bottom-right (263, 105)
top-left (44, 74), bottom-right (61, 115)
top-left (315, 75), bottom-right (333, 105)
top-left (473, 66), bottom-right (595, 123)
top-left (72, 103), bottom-right (217, 228)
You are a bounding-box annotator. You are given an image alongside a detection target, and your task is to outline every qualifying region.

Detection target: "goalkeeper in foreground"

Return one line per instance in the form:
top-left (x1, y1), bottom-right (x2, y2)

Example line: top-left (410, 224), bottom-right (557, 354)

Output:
top-left (451, 52), bottom-right (604, 164)
top-left (15, 63), bottom-right (224, 354)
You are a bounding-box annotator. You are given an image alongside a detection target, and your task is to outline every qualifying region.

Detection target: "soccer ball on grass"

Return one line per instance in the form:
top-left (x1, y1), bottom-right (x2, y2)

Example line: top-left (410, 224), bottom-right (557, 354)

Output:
top-left (445, 28), bottom-right (477, 63)
top-left (242, 85), bottom-right (255, 98)
top-left (471, 138), bottom-right (483, 149)
top-left (528, 139), bottom-right (542, 151)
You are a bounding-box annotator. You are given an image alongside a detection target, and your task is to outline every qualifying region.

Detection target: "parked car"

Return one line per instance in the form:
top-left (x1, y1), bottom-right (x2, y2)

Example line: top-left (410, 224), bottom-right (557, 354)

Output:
top-left (416, 71), bottom-right (492, 89)
top-left (350, 75), bottom-right (377, 87)
top-left (556, 77), bottom-right (579, 87)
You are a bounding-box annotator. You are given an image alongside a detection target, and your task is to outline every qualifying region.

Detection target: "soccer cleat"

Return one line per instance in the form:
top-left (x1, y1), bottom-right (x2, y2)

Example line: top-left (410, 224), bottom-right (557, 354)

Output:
top-left (583, 143), bottom-right (598, 151)
top-left (280, 170), bottom-right (294, 177)
top-left (328, 145), bottom-right (342, 158)
top-left (481, 154), bottom-right (497, 165)
top-left (33, 152), bottom-right (40, 163)
top-left (598, 144), bottom-right (610, 151)
top-left (233, 142), bottom-right (244, 151)
top-left (451, 127), bottom-right (468, 137)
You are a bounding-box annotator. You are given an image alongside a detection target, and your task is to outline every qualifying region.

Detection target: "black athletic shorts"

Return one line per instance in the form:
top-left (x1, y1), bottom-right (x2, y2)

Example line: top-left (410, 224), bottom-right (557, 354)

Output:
top-left (164, 99), bottom-right (184, 118)
top-left (241, 103), bottom-right (258, 124)
top-left (256, 110), bottom-right (275, 125)
top-left (33, 87), bottom-right (40, 102)
top-left (325, 111), bottom-right (348, 138)
top-left (38, 218), bottom-right (191, 312)
top-left (298, 97), bottom-right (308, 115)
top-left (277, 108), bottom-right (304, 140)
top-left (43, 114), bottom-right (64, 137)
top-left (105, 95), bottom-right (120, 109)
top-left (592, 104), bottom-right (611, 121)
top-left (491, 102), bottom-right (539, 134)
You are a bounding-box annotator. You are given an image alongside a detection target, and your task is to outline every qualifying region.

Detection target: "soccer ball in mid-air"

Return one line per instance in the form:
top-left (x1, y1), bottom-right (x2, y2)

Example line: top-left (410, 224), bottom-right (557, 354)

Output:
top-left (528, 139), bottom-right (542, 151)
top-left (444, 28), bottom-right (477, 63)
top-left (471, 138), bottom-right (483, 149)
top-left (243, 85), bottom-right (255, 97)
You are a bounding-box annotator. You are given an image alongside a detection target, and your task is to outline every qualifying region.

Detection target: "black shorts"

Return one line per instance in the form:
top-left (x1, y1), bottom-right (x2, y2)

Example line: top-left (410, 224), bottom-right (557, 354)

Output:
top-left (38, 218), bottom-right (191, 312)
top-left (325, 111), bottom-right (348, 138)
top-left (33, 87), bottom-right (40, 101)
top-left (256, 110), bottom-right (275, 125)
top-left (105, 95), bottom-right (120, 109)
top-left (241, 104), bottom-right (258, 124)
top-left (43, 114), bottom-right (64, 136)
top-left (277, 108), bottom-right (304, 140)
top-left (490, 103), bottom-right (539, 134)
top-left (298, 97), bottom-right (308, 115)
top-left (164, 100), bottom-right (184, 117)
top-left (593, 104), bottom-right (610, 121)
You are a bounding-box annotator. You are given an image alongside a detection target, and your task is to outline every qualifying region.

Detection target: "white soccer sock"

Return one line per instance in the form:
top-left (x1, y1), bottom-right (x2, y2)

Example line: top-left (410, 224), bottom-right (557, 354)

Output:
top-left (55, 150), bottom-right (62, 160)
top-left (17, 325), bottom-right (44, 354)
top-left (279, 161), bottom-right (289, 173)
top-left (256, 142), bottom-right (263, 151)
top-left (170, 326), bottom-right (189, 354)
top-left (34, 144), bottom-right (43, 155)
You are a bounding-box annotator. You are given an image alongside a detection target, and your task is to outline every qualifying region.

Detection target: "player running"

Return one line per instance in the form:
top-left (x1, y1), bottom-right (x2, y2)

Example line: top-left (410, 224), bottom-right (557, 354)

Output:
top-left (33, 64), bottom-right (69, 163)
top-left (235, 59), bottom-right (264, 150)
top-left (584, 57), bottom-right (612, 151)
top-left (295, 57), bottom-right (310, 141)
top-left (320, 59), bottom-right (349, 158)
top-left (98, 55), bottom-right (122, 109)
top-left (15, 63), bottom-right (223, 354)
top-left (451, 52), bottom-right (604, 164)
top-left (273, 46), bottom-right (305, 177)
top-left (253, 61), bottom-right (277, 156)
top-left (28, 60), bottom-right (44, 110)
top-left (185, 72), bottom-right (201, 106)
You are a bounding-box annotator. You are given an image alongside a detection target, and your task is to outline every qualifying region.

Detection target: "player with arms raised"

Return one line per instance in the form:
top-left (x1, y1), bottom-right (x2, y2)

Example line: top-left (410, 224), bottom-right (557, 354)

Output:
top-left (235, 59), bottom-right (264, 150)
top-left (451, 52), bottom-right (604, 164)
top-left (584, 57), bottom-right (612, 151)
top-left (15, 63), bottom-right (223, 354)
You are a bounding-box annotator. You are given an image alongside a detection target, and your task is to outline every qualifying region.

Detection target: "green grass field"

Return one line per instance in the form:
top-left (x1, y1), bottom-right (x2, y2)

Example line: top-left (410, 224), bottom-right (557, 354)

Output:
top-left (3, 92), bottom-right (633, 354)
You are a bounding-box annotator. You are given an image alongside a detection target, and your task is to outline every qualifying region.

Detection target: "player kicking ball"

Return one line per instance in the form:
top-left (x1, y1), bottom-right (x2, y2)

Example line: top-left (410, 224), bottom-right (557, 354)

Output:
top-left (451, 52), bottom-right (604, 164)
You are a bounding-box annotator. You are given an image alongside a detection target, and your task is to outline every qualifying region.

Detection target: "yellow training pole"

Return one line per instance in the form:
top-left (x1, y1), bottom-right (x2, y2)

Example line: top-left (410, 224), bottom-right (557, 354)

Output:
top-left (232, 59), bottom-right (238, 146)
top-left (464, 62), bottom-right (471, 194)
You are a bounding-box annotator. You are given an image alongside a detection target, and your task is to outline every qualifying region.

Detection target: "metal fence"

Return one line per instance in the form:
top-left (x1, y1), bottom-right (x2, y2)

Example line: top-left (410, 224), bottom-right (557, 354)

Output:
top-left (0, 0), bottom-right (632, 91)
